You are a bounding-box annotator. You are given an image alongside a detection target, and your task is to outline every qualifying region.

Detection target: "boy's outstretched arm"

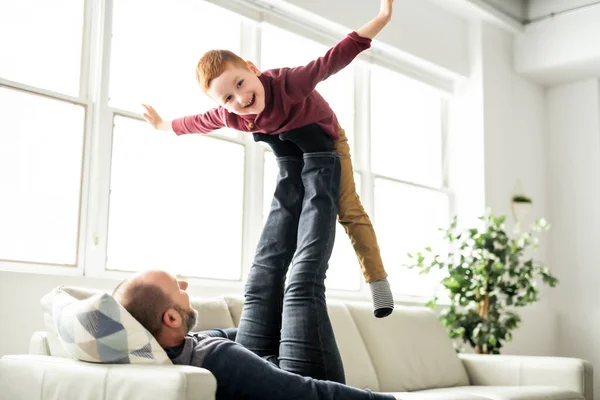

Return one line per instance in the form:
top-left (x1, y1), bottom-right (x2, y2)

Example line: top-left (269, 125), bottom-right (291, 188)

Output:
top-left (142, 104), bottom-right (226, 135)
top-left (355, 0), bottom-right (394, 39)
top-left (142, 104), bottom-right (174, 132)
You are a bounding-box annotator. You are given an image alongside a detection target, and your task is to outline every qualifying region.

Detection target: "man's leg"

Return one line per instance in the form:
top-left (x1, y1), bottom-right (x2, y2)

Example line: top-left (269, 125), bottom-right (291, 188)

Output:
top-left (279, 152), bottom-right (345, 383)
top-left (235, 136), bottom-right (304, 357)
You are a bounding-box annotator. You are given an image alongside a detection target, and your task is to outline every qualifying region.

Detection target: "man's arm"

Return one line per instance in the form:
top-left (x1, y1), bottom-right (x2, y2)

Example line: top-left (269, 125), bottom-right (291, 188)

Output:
top-left (280, 0), bottom-right (394, 102)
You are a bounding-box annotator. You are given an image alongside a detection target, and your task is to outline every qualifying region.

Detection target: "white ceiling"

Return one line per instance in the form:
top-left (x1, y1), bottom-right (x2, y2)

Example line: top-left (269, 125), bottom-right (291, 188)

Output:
top-left (480, 0), bottom-right (600, 24)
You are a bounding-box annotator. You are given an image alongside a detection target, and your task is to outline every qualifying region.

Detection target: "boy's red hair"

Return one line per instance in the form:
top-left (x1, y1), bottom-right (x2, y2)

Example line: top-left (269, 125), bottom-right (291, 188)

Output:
top-left (196, 50), bottom-right (249, 92)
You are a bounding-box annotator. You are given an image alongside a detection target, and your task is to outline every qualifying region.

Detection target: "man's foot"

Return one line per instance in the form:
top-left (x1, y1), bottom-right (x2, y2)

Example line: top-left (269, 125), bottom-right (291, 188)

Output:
top-left (253, 133), bottom-right (303, 157)
top-left (370, 278), bottom-right (394, 318)
top-left (279, 124), bottom-right (333, 153)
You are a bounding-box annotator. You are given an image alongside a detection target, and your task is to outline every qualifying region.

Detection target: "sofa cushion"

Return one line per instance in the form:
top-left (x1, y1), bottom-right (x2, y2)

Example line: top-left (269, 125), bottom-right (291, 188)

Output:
top-left (52, 288), bottom-right (171, 365)
top-left (41, 286), bottom-right (104, 357)
top-left (347, 302), bottom-right (469, 392)
top-left (189, 296), bottom-right (236, 331)
top-left (328, 301), bottom-right (380, 391)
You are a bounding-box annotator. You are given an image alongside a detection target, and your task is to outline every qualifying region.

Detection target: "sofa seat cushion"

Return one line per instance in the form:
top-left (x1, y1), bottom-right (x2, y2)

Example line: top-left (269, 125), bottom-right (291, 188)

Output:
top-left (394, 386), bottom-right (585, 400)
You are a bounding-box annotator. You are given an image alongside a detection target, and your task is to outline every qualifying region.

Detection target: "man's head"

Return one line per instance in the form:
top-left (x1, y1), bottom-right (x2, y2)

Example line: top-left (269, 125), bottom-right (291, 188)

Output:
top-left (113, 270), bottom-right (198, 347)
top-left (196, 50), bottom-right (265, 115)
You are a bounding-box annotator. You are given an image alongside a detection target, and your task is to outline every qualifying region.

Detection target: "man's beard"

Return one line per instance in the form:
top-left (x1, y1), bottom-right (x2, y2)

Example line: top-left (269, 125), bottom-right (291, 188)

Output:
top-left (183, 308), bottom-right (199, 333)
top-left (176, 306), bottom-right (199, 333)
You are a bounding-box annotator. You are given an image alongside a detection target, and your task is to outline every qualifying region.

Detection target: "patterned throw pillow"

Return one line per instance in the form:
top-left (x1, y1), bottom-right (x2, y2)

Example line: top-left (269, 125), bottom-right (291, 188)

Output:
top-left (52, 288), bottom-right (171, 365)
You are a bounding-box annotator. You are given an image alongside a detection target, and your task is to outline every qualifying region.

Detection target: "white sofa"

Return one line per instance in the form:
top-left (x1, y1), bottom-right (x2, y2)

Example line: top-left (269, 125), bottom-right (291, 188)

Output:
top-left (0, 288), bottom-right (593, 400)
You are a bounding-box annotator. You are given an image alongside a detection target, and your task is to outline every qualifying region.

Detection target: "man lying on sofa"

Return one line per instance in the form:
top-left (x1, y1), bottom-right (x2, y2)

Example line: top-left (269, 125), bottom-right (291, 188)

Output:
top-left (113, 142), bottom-right (398, 400)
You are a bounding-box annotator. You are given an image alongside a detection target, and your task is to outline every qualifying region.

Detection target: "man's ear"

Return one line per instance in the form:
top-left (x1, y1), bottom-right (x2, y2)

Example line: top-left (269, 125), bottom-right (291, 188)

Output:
top-left (162, 308), bottom-right (183, 329)
top-left (246, 61), bottom-right (261, 76)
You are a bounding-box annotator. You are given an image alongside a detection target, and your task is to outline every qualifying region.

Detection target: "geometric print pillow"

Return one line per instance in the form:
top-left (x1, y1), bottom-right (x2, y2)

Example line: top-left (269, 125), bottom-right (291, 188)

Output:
top-left (52, 289), bottom-right (171, 365)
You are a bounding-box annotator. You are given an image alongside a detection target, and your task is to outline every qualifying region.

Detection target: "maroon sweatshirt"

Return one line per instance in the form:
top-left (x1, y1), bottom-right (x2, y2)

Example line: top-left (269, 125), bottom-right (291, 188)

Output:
top-left (171, 32), bottom-right (371, 140)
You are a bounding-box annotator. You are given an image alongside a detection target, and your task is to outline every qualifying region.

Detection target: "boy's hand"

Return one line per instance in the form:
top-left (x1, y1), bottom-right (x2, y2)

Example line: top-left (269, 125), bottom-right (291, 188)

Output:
top-left (356, 0), bottom-right (394, 39)
top-left (142, 104), bottom-right (164, 129)
top-left (142, 104), bottom-right (174, 132)
top-left (380, 0), bottom-right (393, 20)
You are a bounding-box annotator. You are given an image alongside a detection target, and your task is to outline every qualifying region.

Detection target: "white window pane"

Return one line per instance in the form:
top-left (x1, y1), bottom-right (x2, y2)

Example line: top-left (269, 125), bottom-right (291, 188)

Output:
top-left (328, 174), bottom-right (362, 291)
top-left (0, 0), bottom-right (83, 96)
top-left (109, 0), bottom-right (241, 119)
top-left (374, 178), bottom-right (449, 297)
top-left (0, 88), bottom-right (84, 265)
top-left (371, 66), bottom-right (443, 187)
top-left (107, 116), bottom-right (244, 279)
top-left (261, 24), bottom-right (355, 150)
top-left (263, 153), bottom-right (360, 291)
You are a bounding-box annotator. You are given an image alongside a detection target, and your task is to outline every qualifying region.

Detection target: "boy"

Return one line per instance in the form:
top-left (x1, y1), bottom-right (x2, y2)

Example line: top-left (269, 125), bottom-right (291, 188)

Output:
top-left (142, 0), bottom-right (395, 317)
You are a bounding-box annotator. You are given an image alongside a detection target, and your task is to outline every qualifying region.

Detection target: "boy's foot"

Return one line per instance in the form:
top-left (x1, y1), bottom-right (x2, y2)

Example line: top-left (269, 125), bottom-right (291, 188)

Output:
top-left (370, 278), bottom-right (394, 318)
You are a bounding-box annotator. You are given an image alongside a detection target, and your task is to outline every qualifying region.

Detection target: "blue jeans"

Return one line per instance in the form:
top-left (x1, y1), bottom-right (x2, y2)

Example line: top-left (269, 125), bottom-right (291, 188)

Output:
top-left (236, 152), bottom-right (344, 383)
top-left (197, 152), bottom-right (394, 399)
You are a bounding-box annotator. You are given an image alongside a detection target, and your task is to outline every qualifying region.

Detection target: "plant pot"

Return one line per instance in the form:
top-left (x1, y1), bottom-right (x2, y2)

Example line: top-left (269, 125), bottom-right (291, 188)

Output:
top-left (511, 201), bottom-right (531, 225)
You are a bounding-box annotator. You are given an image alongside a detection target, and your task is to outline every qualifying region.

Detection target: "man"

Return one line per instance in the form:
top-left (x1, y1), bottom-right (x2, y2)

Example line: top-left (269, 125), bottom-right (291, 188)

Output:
top-left (115, 142), bottom-right (397, 399)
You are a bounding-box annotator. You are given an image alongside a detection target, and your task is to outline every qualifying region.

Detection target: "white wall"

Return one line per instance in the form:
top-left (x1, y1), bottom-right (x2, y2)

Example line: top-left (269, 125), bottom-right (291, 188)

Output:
top-left (515, 2), bottom-right (600, 86)
top-left (284, 0), bottom-right (470, 78)
top-left (479, 22), bottom-right (556, 356)
top-left (481, 24), bottom-right (548, 223)
top-left (546, 79), bottom-right (600, 391)
top-left (448, 20), bottom-right (555, 356)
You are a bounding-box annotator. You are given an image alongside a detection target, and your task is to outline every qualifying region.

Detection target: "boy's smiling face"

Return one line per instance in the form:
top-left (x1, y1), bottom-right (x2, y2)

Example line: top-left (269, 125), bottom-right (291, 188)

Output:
top-left (207, 61), bottom-right (265, 116)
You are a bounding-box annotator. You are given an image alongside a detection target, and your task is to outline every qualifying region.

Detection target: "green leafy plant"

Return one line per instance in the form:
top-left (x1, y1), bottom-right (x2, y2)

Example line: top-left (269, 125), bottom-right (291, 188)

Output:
top-left (405, 209), bottom-right (558, 354)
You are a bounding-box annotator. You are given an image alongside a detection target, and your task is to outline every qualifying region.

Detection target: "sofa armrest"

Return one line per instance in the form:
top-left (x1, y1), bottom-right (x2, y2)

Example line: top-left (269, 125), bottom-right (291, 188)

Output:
top-left (0, 355), bottom-right (217, 400)
top-left (458, 353), bottom-right (593, 399)
top-left (29, 331), bottom-right (50, 356)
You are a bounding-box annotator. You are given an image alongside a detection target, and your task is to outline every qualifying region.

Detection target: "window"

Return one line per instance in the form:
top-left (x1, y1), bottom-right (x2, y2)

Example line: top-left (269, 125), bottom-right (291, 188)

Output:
top-left (374, 179), bottom-right (448, 297)
top-left (105, 0), bottom-right (245, 278)
top-left (370, 66), bottom-right (448, 296)
top-left (109, 0), bottom-right (241, 117)
top-left (371, 65), bottom-right (443, 188)
top-left (106, 117), bottom-right (244, 279)
top-left (0, 88), bottom-right (85, 265)
top-left (0, 0), bottom-right (84, 96)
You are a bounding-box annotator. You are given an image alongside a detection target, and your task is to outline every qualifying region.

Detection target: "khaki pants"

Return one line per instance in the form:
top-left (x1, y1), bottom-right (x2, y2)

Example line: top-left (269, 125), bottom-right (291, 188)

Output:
top-left (333, 129), bottom-right (387, 283)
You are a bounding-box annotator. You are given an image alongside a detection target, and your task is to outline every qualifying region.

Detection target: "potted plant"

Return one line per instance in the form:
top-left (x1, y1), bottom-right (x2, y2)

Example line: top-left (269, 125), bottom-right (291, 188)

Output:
top-left (405, 209), bottom-right (558, 354)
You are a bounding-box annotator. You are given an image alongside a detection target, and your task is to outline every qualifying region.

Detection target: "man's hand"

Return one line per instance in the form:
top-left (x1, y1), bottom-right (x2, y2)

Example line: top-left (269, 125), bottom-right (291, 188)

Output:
top-left (142, 104), bottom-right (172, 131)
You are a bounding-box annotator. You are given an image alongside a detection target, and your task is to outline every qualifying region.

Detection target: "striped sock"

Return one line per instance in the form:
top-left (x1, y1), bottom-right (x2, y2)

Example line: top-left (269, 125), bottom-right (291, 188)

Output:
top-left (370, 278), bottom-right (394, 318)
